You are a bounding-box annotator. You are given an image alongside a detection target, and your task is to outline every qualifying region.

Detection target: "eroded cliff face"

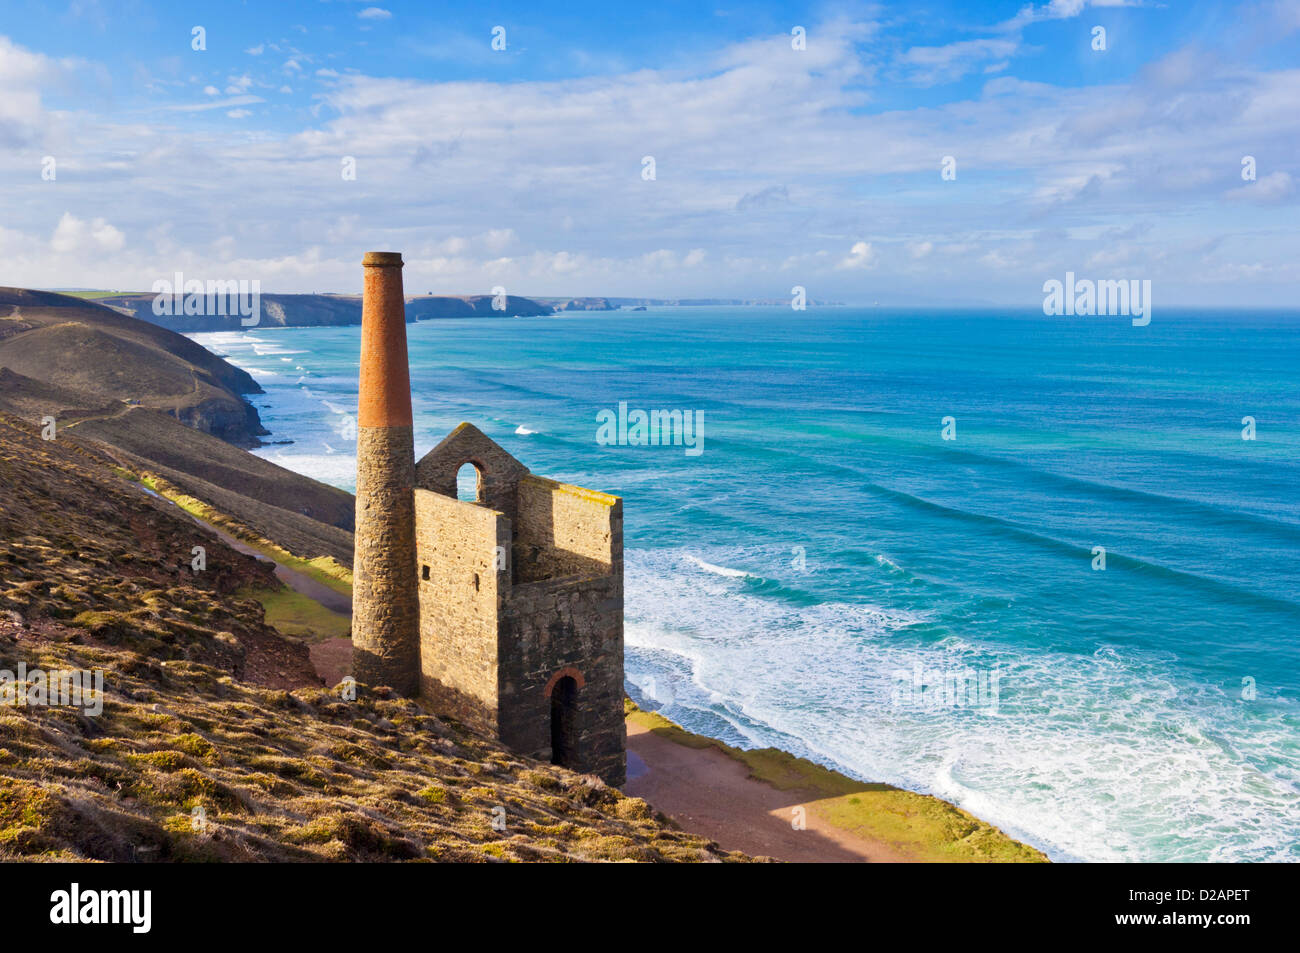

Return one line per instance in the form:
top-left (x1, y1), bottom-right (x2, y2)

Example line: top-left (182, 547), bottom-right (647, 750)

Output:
top-left (174, 394), bottom-right (270, 448)
top-left (536, 297), bottom-right (616, 311)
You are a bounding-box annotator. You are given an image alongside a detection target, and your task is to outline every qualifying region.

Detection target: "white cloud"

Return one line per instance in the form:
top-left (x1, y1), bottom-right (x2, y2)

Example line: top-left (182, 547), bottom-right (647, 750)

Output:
top-left (161, 94), bottom-right (264, 112)
top-left (838, 242), bottom-right (876, 270)
top-left (0, 20), bottom-right (1296, 304)
top-left (900, 38), bottom-right (1020, 86)
top-left (0, 35), bottom-right (81, 142)
top-left (1225, 171), bottom-right (1295, 204)
top-left (226, 109), bottom-right (251, 119)
top-left (246, 44), bottom-right (264, 56)
top-left (482, 229), bottom-right (515, 253)
top-left (998, 0), bottom-right (1111, 31)
top-left (50, 213), bottom-right (124, 254)
top-left (358, 8), bottom-right (392, 20)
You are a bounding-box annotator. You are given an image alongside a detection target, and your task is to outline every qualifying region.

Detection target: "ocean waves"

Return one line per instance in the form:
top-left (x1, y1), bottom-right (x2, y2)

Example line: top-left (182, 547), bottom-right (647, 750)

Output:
top-left (623, 547), bottom-right (1300, 863)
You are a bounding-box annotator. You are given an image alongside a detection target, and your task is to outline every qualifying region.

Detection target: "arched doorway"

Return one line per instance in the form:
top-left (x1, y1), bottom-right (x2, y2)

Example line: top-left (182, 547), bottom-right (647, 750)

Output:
top-left (550, 676), bottom-right (579, 768)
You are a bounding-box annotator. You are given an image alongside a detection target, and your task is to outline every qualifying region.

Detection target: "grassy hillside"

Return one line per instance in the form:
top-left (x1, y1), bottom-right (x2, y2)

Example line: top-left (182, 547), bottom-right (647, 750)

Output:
top-left (0, 287), bottom-right (265, 446)
top-left (0, 288), bottom-right (355, 569)
top-left (0, 413), bottom-right (746, 862)
top-left (74, 407), bottom-right (355, 564)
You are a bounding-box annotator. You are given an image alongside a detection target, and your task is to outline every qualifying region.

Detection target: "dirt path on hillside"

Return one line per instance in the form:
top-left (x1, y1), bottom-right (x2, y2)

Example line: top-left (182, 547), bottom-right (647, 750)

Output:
top-left (625, 719), bottom-right (905, 862)
top-left (122, 478), bottom-right (355, 688)
top-left (123, 476), bottom-right (352, 622)
top-left (212, 528), bottom-right (352, 614)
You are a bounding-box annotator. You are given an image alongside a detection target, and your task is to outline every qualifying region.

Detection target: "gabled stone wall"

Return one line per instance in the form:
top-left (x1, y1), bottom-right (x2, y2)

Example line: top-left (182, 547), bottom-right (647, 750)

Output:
top-left (407, 421), bottom-right (627, 787)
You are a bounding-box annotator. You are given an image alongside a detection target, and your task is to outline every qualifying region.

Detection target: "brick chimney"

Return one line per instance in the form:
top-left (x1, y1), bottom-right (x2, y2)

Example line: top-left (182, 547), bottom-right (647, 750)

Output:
top-left (351, 251), bottom-right (419, 694)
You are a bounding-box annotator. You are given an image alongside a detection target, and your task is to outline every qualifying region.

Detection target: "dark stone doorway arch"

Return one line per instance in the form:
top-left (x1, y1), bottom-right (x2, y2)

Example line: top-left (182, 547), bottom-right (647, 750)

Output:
top-left (549, 676), bottom-right (579, 768)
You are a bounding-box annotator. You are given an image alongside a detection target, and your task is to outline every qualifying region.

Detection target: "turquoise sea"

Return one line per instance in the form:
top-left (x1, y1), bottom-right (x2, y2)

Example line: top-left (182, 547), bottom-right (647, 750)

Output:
top-left (192, 307), bottom-right (1300, 862)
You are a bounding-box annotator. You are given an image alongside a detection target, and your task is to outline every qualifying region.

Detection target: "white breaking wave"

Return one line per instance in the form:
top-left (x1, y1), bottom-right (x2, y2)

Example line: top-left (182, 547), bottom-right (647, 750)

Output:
top-left (684, 554), bottom-right (754, 578)
top-left (253, 449), bottom-right (357, 492)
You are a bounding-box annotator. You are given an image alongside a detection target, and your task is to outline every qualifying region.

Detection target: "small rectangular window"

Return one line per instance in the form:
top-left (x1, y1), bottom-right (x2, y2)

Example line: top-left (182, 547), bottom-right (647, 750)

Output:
top-left (421, 565), bottom-right (430, 581)
top-left (473, 573), bottom-right (480, 591)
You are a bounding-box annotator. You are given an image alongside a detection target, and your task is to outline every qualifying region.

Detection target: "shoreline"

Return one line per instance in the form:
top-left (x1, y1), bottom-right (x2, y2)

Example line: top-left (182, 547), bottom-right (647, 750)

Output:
top-left (624, 702), bottom-right (1047, 863)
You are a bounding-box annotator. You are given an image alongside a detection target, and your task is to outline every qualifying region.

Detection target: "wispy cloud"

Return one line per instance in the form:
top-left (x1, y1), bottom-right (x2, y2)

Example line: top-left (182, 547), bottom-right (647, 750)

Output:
top-left (899, 37), bottom-right (1020, 86)
top-left (160, 94), bottom-right (264, 112)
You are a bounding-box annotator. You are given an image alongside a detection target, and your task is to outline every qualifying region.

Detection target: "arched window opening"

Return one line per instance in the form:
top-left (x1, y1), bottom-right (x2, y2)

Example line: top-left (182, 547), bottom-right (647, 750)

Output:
top-left (456, 462), bottom-right (482, 503)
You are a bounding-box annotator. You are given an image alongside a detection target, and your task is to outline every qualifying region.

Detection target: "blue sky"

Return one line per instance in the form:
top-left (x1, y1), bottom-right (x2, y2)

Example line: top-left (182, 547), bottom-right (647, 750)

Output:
top-left (2, 0), bottom-right (1298, 303)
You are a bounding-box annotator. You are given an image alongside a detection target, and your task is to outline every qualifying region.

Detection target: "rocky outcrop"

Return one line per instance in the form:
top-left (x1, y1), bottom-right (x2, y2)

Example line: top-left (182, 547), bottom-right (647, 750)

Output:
top-left (536, 297), bottom-right (616, 311)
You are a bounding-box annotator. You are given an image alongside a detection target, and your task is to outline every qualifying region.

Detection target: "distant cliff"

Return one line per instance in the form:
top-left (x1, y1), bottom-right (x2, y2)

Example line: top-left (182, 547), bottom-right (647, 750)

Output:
top-left (93, 292), bottom-right (555, 331)
top-left (406, 295), bottom-right (554, 319)
top-left (534, 297), bottom-right (616, 311)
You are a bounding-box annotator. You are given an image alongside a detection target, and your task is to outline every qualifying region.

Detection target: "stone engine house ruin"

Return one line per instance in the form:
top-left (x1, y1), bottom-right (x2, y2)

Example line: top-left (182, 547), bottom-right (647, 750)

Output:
top-left (351, 251), bottom-right (626, 786)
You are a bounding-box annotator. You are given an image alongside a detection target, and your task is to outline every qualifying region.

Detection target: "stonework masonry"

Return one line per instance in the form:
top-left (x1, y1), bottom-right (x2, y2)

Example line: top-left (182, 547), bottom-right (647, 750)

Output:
top-left (352, 253), bottom-right (626, 786)
top-left (351, 253), bottom-right (419, 697)
top-left (353, 424), bottom-right (420, 696)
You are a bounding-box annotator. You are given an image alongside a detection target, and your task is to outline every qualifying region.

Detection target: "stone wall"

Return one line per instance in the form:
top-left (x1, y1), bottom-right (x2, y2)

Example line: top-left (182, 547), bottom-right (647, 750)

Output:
top-left (352, 424), bottom-right (419, 695)
top-left (499, 572), bottom-right (626, 786)
top-left (408, 423), bottom-right (627, 787)
top-left (513, 474), bottom-right (621, 584)
top-left (414, 487), bottom-right (508, 733)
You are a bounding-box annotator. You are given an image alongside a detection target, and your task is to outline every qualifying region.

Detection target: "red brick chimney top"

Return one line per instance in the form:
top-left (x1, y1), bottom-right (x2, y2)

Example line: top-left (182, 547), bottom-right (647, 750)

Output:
top-left (358, 251), bottom-right (413, 428)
